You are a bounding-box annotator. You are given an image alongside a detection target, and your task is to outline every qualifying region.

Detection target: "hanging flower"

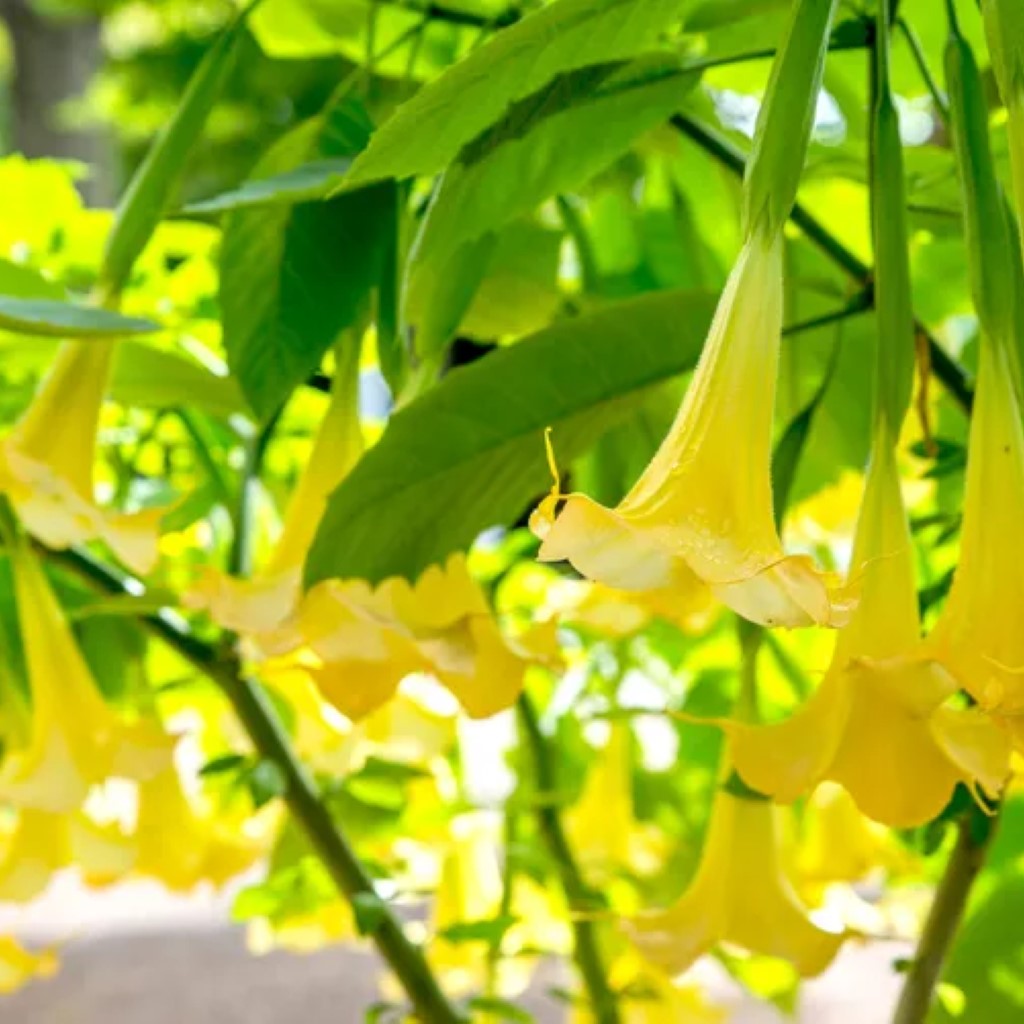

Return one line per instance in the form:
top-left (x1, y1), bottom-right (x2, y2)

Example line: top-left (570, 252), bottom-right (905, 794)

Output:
top-left (0, 341), bottom-right (164, 575)
top-left (532, 228), bottom-right (853, 629)
top-left (274, 554), bottom-right (528, 722)
top-left (0, 543), bottom-right (172, 813)
top-left (626, 785), bottom-right (843, 978)
top-left (797, 783), bottom-right (912, 888)
top-left (0, 936), bottom-right (57, 995)
top-left (0, 806), bottom-right (134, 902)
top-left (724, 437), bottom-right (1008, 826)
top-left (187, 342), bottom-right (364, 637)
top-left (927, 338), bottom-right (1024, 748)
top-left (567, 723), bottom-right (665, 882)
top-left (130, 765), bottom-right (261, 892)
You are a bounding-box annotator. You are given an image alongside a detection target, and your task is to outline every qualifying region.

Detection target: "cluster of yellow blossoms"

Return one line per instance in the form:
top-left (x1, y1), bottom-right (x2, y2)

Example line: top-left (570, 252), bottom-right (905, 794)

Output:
top-left (5, 0), bottom-right (1024, 1019)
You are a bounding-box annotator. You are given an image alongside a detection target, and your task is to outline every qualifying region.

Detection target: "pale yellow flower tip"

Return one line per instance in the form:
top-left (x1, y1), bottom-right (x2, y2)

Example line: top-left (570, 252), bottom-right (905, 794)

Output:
top-left (289, 554), bottom-right (528, 722)
top-left (0, 445), bottom-right (166, 577)
top-left (0, 936), bottom-right (58, 995)
top-left (0, 809), bottom-right (134, 903)
top-left (0, 545), bottom-right (173, 813)
top-left (532, 231), bottom-right (853, 630)
top-left (185, 564), bottom-right (301, 636)
top-left (0, 339), bottom-right (168, 576)
top-left (626, 789), bottom-right (844, 978)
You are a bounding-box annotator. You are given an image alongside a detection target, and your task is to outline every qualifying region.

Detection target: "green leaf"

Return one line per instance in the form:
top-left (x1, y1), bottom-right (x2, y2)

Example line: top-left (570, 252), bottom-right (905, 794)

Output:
top-left (466, 996), bottom-right (535, 1022)
top-left (182, 159), bottom-right (352, 214)
top-left (222, 95), bottom-right (394, 418)
top-left (99, 2), bottom-right (258, 298)
top-left (438, 915), bottom-right (519, 945)
top-left (351, 891), bottom-right (389, 936)
top-left (409, 57), bottom-right (698, 276)
top-left (345, 0), bottom-right (686, 186)
top-left (199, 753), bottom-right (249, 779)
top-left (0, 297), bottom-right (158, 338)
top-left (404, 229), bottom-right (498, 370)
top-left (305, 289), bottom-right (716, 585)
top-left (247, 758), bottom-right (289, 808)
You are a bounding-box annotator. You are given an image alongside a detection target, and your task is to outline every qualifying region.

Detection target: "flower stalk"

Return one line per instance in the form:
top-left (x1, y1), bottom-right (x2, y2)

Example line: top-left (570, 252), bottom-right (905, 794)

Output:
top-left (891, 811), bottom-right (1000, 1024)
top-left (517, 692), bottom-right (620, 1024)
top-left (47, 541), bottom-right (468, 1024)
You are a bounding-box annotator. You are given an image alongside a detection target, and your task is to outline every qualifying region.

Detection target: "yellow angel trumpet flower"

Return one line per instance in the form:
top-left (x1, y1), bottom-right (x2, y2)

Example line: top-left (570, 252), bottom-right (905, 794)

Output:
top-left (279, 553), bottom-right (528, 721)
top-left (928, 337), bottom-right (1024, 740)
top-left (627, 784), bottom-right (843, 978)
top-left (533, 227), bottom-right (853, 629)
top-left (0, 340), bottom-right (164, 575)
top-left (187, 340), bottom-right (364, 637)
top-left (0, 936), bottom-right (58, 995)
top-left (0, 806), bottom-right (135, 902)
top-left (725, 435), bottom-right (1009, 827)
top-left (131, 765), bottom-right (261, 892)
top-left (797, 782), bottom-right (911, 888)
top-left (0, 543), bottom-right (172, 813)
top-left (567, 723), bottom-right (665, 882)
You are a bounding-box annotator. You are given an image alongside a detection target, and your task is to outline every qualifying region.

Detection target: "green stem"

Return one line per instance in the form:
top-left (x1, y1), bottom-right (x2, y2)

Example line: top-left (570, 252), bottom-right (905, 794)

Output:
top-left (517, 693), bottom-right (620, 1024)
top-left (892, 811), bottom-right (1000, 1024)
top-left (782, 289), bottom-right (873, 337)
top-left (670, 112), bottom-right (973, 413)
top-left (896, 17), bottom-right (949, 122)
top-left (47, 543), bottom-right (467, 1024)
top-left (228, 412), bottom-right (280, 577)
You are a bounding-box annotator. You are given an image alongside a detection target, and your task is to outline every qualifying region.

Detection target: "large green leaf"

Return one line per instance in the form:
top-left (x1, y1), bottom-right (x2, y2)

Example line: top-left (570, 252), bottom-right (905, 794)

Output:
top-left (345, 0), bottom-right (685, 186)
top-left (182, 159), bottom-right (351, 214)
top-left (0, 297), bottom-right (158, 338)
top-left (305, 289), bottom-right (716, 586)
top-left (409, 57), bottom-right (698, 284)
top-left (221, 95), bottom-right (395, 419)
top-left (99, 1), bottom-right (259, 298)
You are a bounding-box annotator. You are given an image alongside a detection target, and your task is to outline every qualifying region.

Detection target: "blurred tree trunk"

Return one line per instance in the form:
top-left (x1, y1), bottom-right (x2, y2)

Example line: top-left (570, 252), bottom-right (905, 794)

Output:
top-left (1, 0), bottom-right (113, 205)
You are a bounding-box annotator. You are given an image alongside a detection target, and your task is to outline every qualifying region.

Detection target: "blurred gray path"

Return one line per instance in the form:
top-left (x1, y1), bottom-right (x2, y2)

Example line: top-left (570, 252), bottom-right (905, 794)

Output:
top-left (0, 880), bottom-right (905, 1022)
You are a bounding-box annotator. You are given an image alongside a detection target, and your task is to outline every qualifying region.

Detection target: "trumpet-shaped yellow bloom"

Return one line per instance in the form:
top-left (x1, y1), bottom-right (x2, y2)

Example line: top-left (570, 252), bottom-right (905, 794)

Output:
top-left (627, 788), bottom-right (843, 978)
top-left (0, 807), bottom-right (134, 902)
top-left (187, 343), bottom-right (364, 637)
top-left (0, 545), bottom-right (172, 813)
top-left (928, 339), bottom-right (1024, 735)
top-left (797, 783), bottom-right (912, 887)
top-left (0, 341), bottom-right (164, 575)
top-left (279, 555), bottom-right (527, 721)
top-left (725, 439), bottom-right (1008, 826)
top-left (419, 813), bottom-right (568, 1000)
top-left (131, 766), bottom-right (260, 891)
top-left (0, 936), bottom-right (57, 995)
top-left (533, 229), bottom-right (853, 629)
top-left (568, 724), bottom-right (665, 882)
